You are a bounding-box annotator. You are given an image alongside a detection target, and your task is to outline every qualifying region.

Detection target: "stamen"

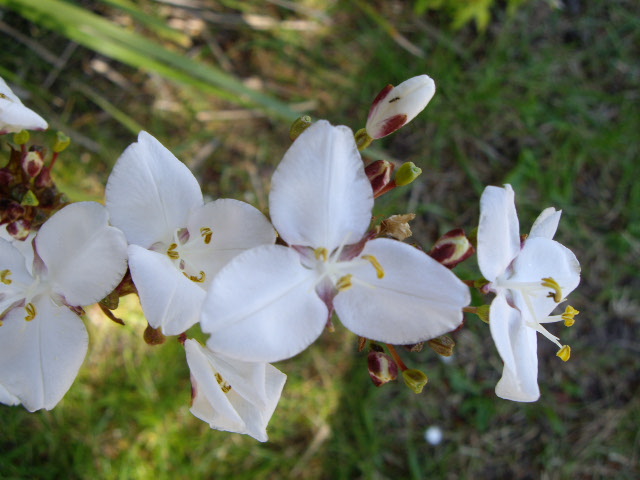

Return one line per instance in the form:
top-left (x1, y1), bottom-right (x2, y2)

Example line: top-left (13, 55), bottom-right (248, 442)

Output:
top-left (556, 345), bottom-right (571, 362)
top-left (167, 243), bottom-right (180, 259)
top-left (215, 372), bottom-right (232, 393)
top-left (541, 277), bottom-right (563, 303)
top-left (200, 227), bottom-right (213, 245)
top-left (25, 302), bottom-right (37, 321)
top-left (362, 254), bottom-right (385, 279)
top-left (182, 271), bottom-right (206, 283)
top-left (561, 306), bottom-right (579, 327)
top-left (336, 274), bottom-right (353, 291)
top-left (0, 269), bottom-right (12, 285)
top-left (314, 247), bottom-right (328, 262)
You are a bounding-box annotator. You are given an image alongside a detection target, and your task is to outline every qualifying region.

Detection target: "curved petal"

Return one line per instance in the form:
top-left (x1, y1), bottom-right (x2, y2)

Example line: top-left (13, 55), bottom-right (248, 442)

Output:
top-left (0, 384), bottom-right (20, 406)
top-left (0, 77), bottom-right (48, 133)
top-left (489, 292), bottom-right (540, 402)
top-left (0, 238), bottom-right (33, 313)
top-left (334, 238), bottom-right (470, 344)
top-left (269, 121), bottom-right (373, 251)
top-left (35, 202), bottom-right (128, 307)
top-left (128, 245), bottom-right (205, 335)
top-left (477, 184), bottom-right (521, 282)
top-left (529, 207), bottom-right (561, 239)
top-left (106, 131), bottom-right (203, 247)
top-left (0, 297), bottom-right (88, 411)
top-left (203, 245), bottom-right (328, 363)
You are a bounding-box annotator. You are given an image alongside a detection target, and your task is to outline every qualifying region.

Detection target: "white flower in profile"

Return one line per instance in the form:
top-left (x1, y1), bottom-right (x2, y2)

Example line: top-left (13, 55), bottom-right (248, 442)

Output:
top-left (106, 132), bottom-right (276, 336)
top-left (184, 339), bottom-right (286, 442)
top-left (201, 120), bottom-right (470, 363)
top-left (0, 76), bottom-right (48, 134)
top-left (477, 184), bottom-right (581, 402)
top-left (0, 202), bottom-right (128, 411)
top-left (365, 75), bottom-right (436, 139)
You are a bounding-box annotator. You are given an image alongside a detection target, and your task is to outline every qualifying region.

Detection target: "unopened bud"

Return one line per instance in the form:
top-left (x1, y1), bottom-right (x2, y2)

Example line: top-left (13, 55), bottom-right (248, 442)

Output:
top-left (143, 324), bottom-right (166, 345)
top-left (53, 131), bottom-right (71, 153)
top-left (367, 351), bottom-right (398, 387)
top-left (5, 202), bottom-right (25, 221)
top-left (22, 150), bottom-right (44, 178)
top-left (427, 335), bottom-right (455, 357)
top-left (428, 228), bottom-right (475, 268)
top-left (365, 159), bottom-right (393, 196)
top-left (0, 168), bottom-right (14, 185)
top-left (6, 219), bottom-right (30, 240)
top-left (402, 368), bottom-right (428, 394)
top-left (394, 162), bottom-right (422, 186)
top-left (20, 190), bottom-right (39, 206)
top-left (354, 128), bottom-right (373, 150)
top-left (13, 129), bottom-right (30, 145)
top-left (402, 342), bottom-right (424, 353)
top-left (34, 166), bottom-right (53, 188)
top-left (380, 213), bottom-right (416, 241)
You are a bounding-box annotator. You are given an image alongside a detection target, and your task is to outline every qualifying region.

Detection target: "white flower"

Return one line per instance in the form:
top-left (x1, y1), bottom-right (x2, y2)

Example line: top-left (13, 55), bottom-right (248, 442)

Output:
top-left (477, 184), bottom-right (581, 402)
top-left (0, 202), bottom-right (128, 411)
top-left (0, 76), bottom-right (48, 134)
top-left (201, 121), bottom-right (470, 362)
top-left (185, 339), bottom-right (286, 442)
top-left (365, 75), bottom-right (436, 139)
top-left (106, 132), bottom-right (276, 335)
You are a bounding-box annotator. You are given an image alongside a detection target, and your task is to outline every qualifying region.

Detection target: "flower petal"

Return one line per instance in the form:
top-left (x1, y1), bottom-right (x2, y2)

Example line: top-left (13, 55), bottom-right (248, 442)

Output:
top-left (202, 245), bottom-right (328, 362)
top-left (35, 202), bottom-right (128, 307)
top-left (0, 297), bottom-right (88, 411)
top-left (128, 245), bottom-right (205, 335)
top-left (334, 238), bottom-right (470, 344)
top-left (477, 184), bottom-right (521, 282)
top-left (529, 207), bottom-right (561, 239)
top-left (106, 131), bottom-right (203, 248)
top-left (489, 292), bottom-right (540, 402)
top-left (0, 77), bottom-right (48, 133)
top-left (269, 121), bottom-right (373, 251)
top-left (0, 238), bottom-right (33, 313)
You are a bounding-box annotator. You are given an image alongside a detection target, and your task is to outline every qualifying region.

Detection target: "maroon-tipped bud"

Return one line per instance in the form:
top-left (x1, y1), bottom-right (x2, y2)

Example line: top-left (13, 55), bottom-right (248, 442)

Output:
top-left (6, 219), bottom-right (31, 240)
top-left (368, 351), bottom-right (399, 387)
top-left (428, 228), bottom-right (475, 269)
top-left (22, 150), bottom-right (44, 178)
top-left (6, 202), bottom-right (26, 221)
top-left (35, 166), bottom-right (54, 188)
top-left (0, 168), bottom-right (14, 185)
top-left (365, 160), bottom-right (394, 197)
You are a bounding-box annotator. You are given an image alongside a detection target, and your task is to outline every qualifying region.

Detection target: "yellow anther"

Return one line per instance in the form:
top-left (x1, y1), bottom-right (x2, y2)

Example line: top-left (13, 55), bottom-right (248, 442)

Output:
top-left (1, 269), bottom-right (12, 285)
top-left (556, 345), bottom-right (571, 362)
top-left (314, 247), bottom-right (328, 262)
top-left (541, 277), bottom-right (563, 303)
top-left (362, 254), bottom-right (385, 279)
top-left (561, 305), bottom-right (579, 327)
top-left (336, 274), bottom-right (353, 291)
top-left (215, 372), bottom-right (232, 393)
top-left (25, 303), bottom-right (37, 321)
top-left (166, 243), bottom-right (180, 260)
top-left (200, 227), bottom-right (213, 245)
top-left (182, 270), bottom-right (206, 283)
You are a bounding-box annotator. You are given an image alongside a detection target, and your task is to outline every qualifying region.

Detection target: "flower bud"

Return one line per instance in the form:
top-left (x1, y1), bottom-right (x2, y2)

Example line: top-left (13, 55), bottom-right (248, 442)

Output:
top-left (428, 228), bottom-right (475, 268)
top-left (367, 351), bottom-right (398, 387)
top-left (53, 131), bottom-right (71, 153)
top-left (380, 213), bottom-right (416, 241)
top-left (143, 324), bottom-right (166, 345)
top-left (365, 159), bottom-right (393, 196)
top-left (0, 167), bottom-right (14, 185)
top-left (402, 368), bottom-right (428, 394)
top-left (365, 75), bottom-right (436, 139)
top-left (20, 190), bottom-right (39, 207)
top-left (6, 219), bottom-right (31, 240)
top-left (13, 129), bottom-right (30, 145)
top-left (394, 162), bottom-right (422, 186)
top-left (427, 335), bottom-right (455, 357)
top-left (354, 128), bottom-right (373, 150)
top-left (22, 150), bottom-right (44, 178)
top-left (6, 202), bottom-right (26, 221)
top-left (289, 116), bottom-right (312, 141)
top-left (35, 166), bottom-right (54, 189)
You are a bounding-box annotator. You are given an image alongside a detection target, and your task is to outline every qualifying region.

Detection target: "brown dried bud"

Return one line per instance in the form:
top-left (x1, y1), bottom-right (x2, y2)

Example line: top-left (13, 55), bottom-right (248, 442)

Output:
top-left (367, 351), bottom-right (398, 387)
top-left (6, 219), bottom-right (30, 240)
top-left (365, 159), bottom-right (393, 197)
top-left (402, 342), bottom-right (424, 353)
top-left (427, 335), bottom-right (455, 357)
top-left (380, 213), bottom-right (416, 241)
top-left (428, 228), bottom-right (475, 269)
top-left (143, 324), bottom-right (166, 346)
top-left (35, 166), bottom-right (54, 189)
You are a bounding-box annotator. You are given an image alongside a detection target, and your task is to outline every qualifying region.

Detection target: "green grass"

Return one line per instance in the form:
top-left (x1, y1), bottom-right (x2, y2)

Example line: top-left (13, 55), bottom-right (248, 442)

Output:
top-left (1, 0), bottom-right (639, 478)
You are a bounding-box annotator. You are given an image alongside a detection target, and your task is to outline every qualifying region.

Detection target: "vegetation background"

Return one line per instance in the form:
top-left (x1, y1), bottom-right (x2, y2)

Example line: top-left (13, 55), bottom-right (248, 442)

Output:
top-left (0, 0), bottom-right (638, 478)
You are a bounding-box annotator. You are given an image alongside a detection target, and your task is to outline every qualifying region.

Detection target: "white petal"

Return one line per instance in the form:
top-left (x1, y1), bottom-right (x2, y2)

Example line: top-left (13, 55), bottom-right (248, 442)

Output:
top-left (35, 202), bottom-right (128, 306)
top-left (203, 245), bottom-right (328, 362)
top-left (529, 207), bottom-right (561, 239)
top-left (477, 184), bottom-right (521, 282)
top-left (489, 292), bottom-right (540, 402)
top-left (0, 297), bottom-right (88, 411)
top-left (269, 121), bottom-right (373, 251)
top-left (128, 245), bottom-right (205, 335)
top-left (0, 238), bottom-right (33, 313)
top-left (106, 131), bottom-right (203, 248)
top-left (0, 77), bottom-right (48, 133)
top-left (334, 238), bottom-right (470, 344)
top-left (0, 384), bottom-right (20, 406)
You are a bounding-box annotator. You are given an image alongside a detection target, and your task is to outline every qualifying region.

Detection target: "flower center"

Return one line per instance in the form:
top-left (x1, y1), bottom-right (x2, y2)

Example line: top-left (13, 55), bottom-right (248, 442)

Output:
top-left (311, 245), bottom-right (385, 293)
top-left (160, 226), bottom-right (214, 284)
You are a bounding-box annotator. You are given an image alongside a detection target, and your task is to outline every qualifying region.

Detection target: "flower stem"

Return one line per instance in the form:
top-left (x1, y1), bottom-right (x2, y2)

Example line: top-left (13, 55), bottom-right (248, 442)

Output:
top-left (386, 344), bottom-right (408, 371)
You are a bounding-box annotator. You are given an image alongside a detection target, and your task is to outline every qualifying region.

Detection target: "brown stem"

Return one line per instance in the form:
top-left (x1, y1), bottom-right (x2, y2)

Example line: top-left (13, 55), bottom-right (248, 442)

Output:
top-left (386, 344), bottom-right (408, 371)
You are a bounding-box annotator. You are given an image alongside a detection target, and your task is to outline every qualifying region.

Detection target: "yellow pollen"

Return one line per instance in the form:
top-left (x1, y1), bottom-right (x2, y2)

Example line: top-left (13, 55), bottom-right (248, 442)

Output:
top-left (561, 305), bottom-right (579, 327)
top-left (336, 274), bottom-right (353, 291)
top-left (25, 302), bottom-right (37, 321)
top-left (541, 277), bottom-right (563, 303)
top-left (200, 227), bottom-right (213, 244)
top-left (182, 271), bottom-right (206, 283)
top-left (167, 243), bottom-right (180, 259)
top-left (362, 254), bottom-right (385, 279)
top-left (215, 372), bottom-right (232, 393)
top-left (556, 345), bottom-right (571, 362)
top-left (314, 247), bottom-right (328, 262)
top-left (1, 269), bottom-right (12, 285)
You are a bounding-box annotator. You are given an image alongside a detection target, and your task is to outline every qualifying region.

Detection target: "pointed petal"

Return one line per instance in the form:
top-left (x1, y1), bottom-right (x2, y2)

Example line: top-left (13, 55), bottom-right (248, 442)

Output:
top-left (529, 207), bottom-right (561, 239)
top-left (106, 131), bottom-right (203, 248)
top-left (203, 245), bottom-right (328, 362)
top-left (477, 184), bottom-right (521, 282)
top-left (35, 202), bottom-right (128, 306)
top-left (489, 292), bottom-right (540, 402)
top-left (335, 238), bottom-right (470, 344)
top-left (0, 77), bottom-right (48, 133)
top-left (0, 297), bottom-right (88, 411)
top-left (128, 245), bottom-right (205, 335)
top-left (269, 121), bottom-right (373, 251)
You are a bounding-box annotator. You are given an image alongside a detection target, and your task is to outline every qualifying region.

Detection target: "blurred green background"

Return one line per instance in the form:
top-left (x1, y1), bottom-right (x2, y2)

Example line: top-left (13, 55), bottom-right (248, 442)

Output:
top-left (0, 0), bottom-right (638, 478)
